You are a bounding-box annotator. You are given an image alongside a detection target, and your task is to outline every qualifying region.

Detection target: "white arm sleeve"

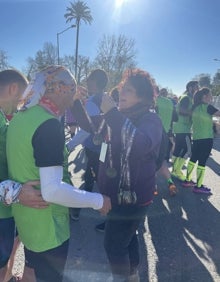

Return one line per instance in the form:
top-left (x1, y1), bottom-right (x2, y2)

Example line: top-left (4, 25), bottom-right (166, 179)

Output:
top-left (39, 166), bottom-right (103, 210)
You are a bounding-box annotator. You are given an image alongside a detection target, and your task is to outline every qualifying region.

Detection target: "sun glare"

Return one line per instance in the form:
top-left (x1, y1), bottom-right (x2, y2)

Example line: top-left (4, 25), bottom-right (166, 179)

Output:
top-left (115, 0), bottom-right (128, 8)
top-left (113, 0), bottom-right (139, 25)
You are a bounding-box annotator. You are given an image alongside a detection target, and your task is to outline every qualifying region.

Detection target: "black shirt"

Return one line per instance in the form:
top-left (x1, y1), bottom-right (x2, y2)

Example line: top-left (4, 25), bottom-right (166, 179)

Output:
top-left (32, 118), bottom-right (65, 167)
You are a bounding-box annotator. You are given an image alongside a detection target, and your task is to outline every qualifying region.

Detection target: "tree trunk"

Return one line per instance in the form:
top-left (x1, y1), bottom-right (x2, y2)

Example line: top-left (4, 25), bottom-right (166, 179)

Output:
top-left (75, 20), bottom-right (80, 80)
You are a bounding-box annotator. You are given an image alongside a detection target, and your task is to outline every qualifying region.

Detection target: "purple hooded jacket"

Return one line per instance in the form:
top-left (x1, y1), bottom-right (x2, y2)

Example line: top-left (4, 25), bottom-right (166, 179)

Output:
top-left (98, 107), bottom-right (163, 207)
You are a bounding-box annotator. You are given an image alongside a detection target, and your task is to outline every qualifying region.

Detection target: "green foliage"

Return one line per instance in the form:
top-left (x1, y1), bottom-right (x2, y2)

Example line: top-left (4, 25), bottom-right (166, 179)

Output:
top-left (64, 1), bottom-right (93, 78)
top-left (64, 1), bottom-right (93, 25)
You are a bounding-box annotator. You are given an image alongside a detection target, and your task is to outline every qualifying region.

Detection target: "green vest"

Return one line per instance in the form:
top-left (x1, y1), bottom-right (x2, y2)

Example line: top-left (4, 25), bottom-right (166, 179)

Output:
top-left (173, 94), bottom-right (192, 134)
top-left (7, 105), bottom-right (70, 252)
top-left (156, 96), bottom-right (173, 133)
top-left (192, 104), bottom-right (214, 140)
top-left (0, 110), bottom-right (12, 218)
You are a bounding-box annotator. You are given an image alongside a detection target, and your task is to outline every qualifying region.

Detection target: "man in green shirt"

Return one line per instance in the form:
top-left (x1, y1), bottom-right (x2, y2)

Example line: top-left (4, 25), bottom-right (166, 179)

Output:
top-left (156, 88), bottom-right (177, 196)
top-left (0, 69), bottom-right (47, 281)
top-left (6, 66), bottom-right (111, 282)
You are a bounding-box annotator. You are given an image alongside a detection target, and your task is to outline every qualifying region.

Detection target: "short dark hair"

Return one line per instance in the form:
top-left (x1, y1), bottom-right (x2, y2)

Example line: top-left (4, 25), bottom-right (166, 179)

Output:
top-left (159, 88), bottom-right (168, 97)
top-left (0, 69), bottom-right (28, 88)
top-left (186, 80), bottom-right (198, 92)
top-left (87, 69), bottom-right (108, 90)
top-left (193, 87), bottom-right (210, 109)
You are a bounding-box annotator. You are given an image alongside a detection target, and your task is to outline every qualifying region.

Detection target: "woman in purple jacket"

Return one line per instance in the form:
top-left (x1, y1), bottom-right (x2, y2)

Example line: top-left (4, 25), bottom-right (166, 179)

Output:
top-left (98, 69), bottom-right (163, 281)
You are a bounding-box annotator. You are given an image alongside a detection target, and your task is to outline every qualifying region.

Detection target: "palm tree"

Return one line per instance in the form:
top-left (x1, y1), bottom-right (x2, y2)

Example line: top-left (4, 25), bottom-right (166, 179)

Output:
top-left (64, 1), bottom-right (93, 80)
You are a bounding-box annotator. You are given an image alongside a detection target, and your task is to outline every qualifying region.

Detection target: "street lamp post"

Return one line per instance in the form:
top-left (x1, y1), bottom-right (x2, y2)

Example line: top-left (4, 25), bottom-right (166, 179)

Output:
top-left (57, 24), bottom-right (76, 65)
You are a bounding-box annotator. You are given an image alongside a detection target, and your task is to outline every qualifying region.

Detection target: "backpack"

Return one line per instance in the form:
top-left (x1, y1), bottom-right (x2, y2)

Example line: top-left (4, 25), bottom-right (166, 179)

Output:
top-left (137, 112), bottom-right (168, 171)
top-left (155, 127), bottom-right (169, 171)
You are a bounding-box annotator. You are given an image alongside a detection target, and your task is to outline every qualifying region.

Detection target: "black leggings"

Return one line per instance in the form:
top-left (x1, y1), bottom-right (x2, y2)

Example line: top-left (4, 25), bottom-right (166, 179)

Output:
top-left (104, 206), bottom-right (148, 278)
top-left (24, 239), bottom-right (69, 282)
top-left (173, 133), bottom-right (191, 158)
top-left (190, 138), bottom-right (213, 166)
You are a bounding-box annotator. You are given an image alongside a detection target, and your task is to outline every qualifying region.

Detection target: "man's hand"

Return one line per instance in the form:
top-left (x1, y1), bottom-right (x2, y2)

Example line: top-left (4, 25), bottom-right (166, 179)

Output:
top-left (98, 195), bottom-right (111, 215)
top-left (18, 181), bottom-right (48, 209)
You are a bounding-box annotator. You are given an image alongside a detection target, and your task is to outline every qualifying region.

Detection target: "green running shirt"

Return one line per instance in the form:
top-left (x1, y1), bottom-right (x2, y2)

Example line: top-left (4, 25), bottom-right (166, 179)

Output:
top-left (7, 105), bottom-right (70, 252)
top-left (192, 104), bottom-right (218, 140)
top-left (173, 94), bottom-right (193, 134)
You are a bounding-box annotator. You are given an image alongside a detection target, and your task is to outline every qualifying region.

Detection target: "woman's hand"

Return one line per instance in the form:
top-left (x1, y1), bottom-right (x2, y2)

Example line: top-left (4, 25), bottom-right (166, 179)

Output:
top-left (101, 93), bottom-right (116, 114)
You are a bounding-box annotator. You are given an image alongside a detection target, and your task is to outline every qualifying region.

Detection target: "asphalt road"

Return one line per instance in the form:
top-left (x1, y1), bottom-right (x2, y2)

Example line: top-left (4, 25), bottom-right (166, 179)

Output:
top-left (63, 138), bottom-right (220, 282)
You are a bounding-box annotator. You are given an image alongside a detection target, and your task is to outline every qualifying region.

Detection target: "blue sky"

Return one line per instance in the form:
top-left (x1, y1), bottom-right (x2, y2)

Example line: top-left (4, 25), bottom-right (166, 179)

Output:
top-left (1, 0), bottom-right (220, 95)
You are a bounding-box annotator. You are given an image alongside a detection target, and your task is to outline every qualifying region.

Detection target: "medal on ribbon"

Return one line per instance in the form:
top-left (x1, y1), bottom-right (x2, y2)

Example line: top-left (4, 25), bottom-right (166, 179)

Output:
top-left (93, 119), bottom-right (105, 145)
top-left (106, 126), bottom-right (117, 178)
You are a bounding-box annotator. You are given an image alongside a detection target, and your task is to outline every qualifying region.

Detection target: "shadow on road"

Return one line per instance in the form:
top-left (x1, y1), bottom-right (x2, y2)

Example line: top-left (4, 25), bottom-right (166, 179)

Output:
top-left (212, 135), bottom-right (220, 152)
top-left (138, 176), bottom-right (220, 282)
top-left (206, 137), bottom-right (220, 175)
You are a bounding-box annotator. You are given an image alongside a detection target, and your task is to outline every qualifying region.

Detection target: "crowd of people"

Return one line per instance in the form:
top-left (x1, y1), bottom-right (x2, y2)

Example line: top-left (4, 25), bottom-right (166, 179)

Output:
top-left (0, 64), bottom-right (219, 282)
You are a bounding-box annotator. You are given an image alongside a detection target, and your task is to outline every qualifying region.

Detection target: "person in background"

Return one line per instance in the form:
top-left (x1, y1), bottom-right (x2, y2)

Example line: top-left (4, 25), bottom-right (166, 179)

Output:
top-left (155, 88), bottom-right (178, 196)
top-left (6, 66), bottom-right (111, 282)
top-left (68, 69), bottom-right (109, 221)
top-left (64, 107), bottom-right (79, 138)
top-left (94, 86), bottom-right (120, 233)
top-left (98, 68), bottom-right (163, 281)
top-left (172, 81), bottom-right (199, 181)
top-left (0, 69), bottom-right (48, 282)
top-left (182, 87), bottom-right (220, 194)
top-left (62, 86), bottom-right (88, 141)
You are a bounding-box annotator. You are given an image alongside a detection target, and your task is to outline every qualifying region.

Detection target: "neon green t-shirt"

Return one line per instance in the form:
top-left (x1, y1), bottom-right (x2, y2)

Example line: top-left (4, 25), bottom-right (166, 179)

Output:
top-left (7, 106), bottom-right (70, 252)
top-left (156, 96), bottom-right (173, 133)
top-left (192, 104), bottom-right (215, 140)
top-left (173, 94), bottom-right (193, 134)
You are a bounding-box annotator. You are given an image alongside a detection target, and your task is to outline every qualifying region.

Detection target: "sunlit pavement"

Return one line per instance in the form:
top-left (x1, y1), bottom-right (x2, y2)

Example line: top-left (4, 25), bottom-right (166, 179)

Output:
top-left (64, 139), bottom-right (220, 282)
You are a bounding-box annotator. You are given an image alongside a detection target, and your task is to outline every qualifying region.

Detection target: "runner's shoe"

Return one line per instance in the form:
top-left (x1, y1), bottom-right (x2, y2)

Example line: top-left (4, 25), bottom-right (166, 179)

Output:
top-left (193, 185), bottom-right (212, 194)
top-left (200, 185), bottom-right (211, 191)
top-left (181, 180), bottom-right (196, 187)
top-left (168, 183), bottom-right (177, 196)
